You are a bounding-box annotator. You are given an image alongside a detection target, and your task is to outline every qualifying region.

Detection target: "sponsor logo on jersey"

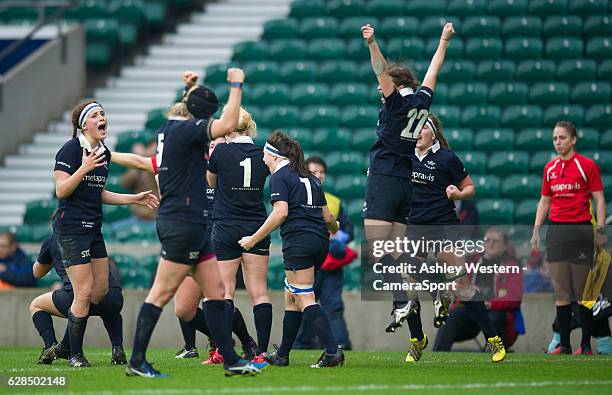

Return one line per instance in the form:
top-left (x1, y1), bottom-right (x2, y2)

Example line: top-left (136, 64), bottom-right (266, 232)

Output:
top-left (425, 160), bottom-right (436, 170)
top-left (56, 161), bottom-right (71, 169)
top-left (412, 171), bottom-right (435, 183)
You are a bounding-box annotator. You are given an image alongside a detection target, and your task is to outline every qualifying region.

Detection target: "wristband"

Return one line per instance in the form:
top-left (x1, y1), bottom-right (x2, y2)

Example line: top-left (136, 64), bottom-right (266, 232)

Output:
top-left (440, 37), bottom-right (449, 41)
top-left (230, 82), bottom-right (243, 89)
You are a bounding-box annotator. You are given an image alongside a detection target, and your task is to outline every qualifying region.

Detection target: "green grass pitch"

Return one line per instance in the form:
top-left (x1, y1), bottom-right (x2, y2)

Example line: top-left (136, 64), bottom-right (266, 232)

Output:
top-left (0, 348), bottom-right (610, 395)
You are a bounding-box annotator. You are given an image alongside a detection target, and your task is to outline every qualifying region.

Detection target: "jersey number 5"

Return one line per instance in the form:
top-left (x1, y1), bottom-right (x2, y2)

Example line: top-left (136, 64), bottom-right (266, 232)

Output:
top-left (156, 134), bottom-right (164, 166)
top-left (239, 158), bottom-right (252, 188)
top-left (400, 108), bottom-right (429, 139)
top-left (299, 177), bottom-right (313, 205)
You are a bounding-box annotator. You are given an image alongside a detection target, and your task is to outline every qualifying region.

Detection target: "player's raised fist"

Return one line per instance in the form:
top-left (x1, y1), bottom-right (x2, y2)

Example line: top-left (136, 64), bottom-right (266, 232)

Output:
top-left (361, 24), bottom-right (375, 44)
top-left (441, 23), bottom-right (455, 41)
top-left (182, 70), bottom-right (199, 87)
top-left (227, 67), bottom-right (245, 83)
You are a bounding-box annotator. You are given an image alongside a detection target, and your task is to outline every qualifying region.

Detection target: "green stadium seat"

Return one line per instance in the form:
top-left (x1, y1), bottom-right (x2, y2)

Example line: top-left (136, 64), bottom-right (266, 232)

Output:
top-left (515, 199), bottom-right (539, 224)
top-left (529, 82), bottom-right (570, 105)
top-left (387, 38), bottom-right (425, 60)
top-left (429, 38), bottom-right (466, 60)
top-left (232, 41), bottom-right (268, 62)
top-left (455, 151), bottom-right (487, 174)
top-left (505, 37), bottom-right (543, 59)
top-left (285, 128), bottom-right (314, 150)
top-left (472, 175), bottom-right (500, 198)
top-left (242, 62), bottom-right (279, 83)
top-left (568, 0), bottom-right (607, 15)
top-left (448, 82), bottom-right (487, 105)
top-left (501, 105), bottom-right (542, 128)
top-left (326, 152), bottom-right (366, 175)
top-left (515, 60), bottom-right (555, 82)
top-left (29, 224), bottom-right (50, 243)
top-left (543, 105), bottom-right (584, 127)
top-left (502, 16), bottom-right (542, 37)
top-left (352, 128), bottom-right (376, 151)
top-left (327, 0), bottom-right (365, 17)
top-left (572, 82), bottom-right (611, 104)
top-left (528, 0), bottom-right (567, 15)
top-left (433, 105), bottom-right (461, 127)
top-left (269, 39), bottom-right (307, 61)
top-left (488, 151), bottom-right (529, 175)
top-left (474, 129), bottom-right (515, 152)
top-left (205, 63), bottom-right (231, 84)
top-left (334, 175), bottom-right (367, 198)
top-left (447, 0), bottom-right (487, 16)
top-left (446, 128), bottom-right (474, 149)
top-left (516, 129), bottom-right (552, 152)
top-left (103, 204), bottom-right (131, 223)
top-left (262, 18), bottom-right (299, 40)
top-left (290, 83), bottom-right (329, 106)
top-left (583, 151), bottom-right (612, 174)
top-left (439, 60), bottom-right (476, 83)
top-left (501, 175), bottom-right (542, 199)
top-left (461, 106), bottom-right (501, 128)
top-left (542, 16), bottom-right (583, 37)
top-left (379, 17), bottom-right (420, 40)
top-left (476, 60), bottom-right (515, 82)
top-left (600, 129), bottom-right (612, 149)
top-left (433, 83), bottom-right (448, 104)
top-left (599, 60), bottom-right (612, 80)
top-left (289, 0), bottom-right (326, 19)
top-left (262, 106), bottom-right (300, 129)
top-left (250, 84), bottom-right (290, 106)
top-left (66, 0), bottom-right (110, 20)
top-left (145, 108), bottom-right (166, 131)
top-left (346, 38), bottom-right (376, 62)
top-left (464, 38), bottom-right (502, 60)
top-left (115, 129), bottom-right (153, 152)
top-left (365, 0), bottom-right (403, 17)
top-left (476, 199), bottom-right (515, 224)
top-left (576, 128), bottom-right (600, 151)
top-left (105, 176), bottom-right (129, 194)
top-left (584, 16), bottom-right (612, 38)
top-left (586, 38), bottom-right (612, 61)
top-left (530, 151), bottom-right (556, 173)
top-left (24, 199), bottom-right (57, 224)
top-left (318, 60), bottom-right (358, 83)
top-left (312, 128), bottom-right (352, 151)
top-left (420, 17), bottom-right (462, 38)
top-left (113, 222), bottom-right (157, 242)
top-left (110, 0), bottom-right (145, 25)
top-left (488, 82), bottom-right (529, 105)
top-left (308, 38), bottom-right (346, 61)
top-left (357, 61), bottom-right (380, 84)
top-left (329, 83), bottom-right (369, 105)
top-left (300, 106), bottom-right (341, 128)
top-left (462, 16), bottom-right (502, 37)
top-left (585, 105), bottom-right (612, 128)
top-left (279, 61), bottom-right (317, 83)
top-left (338, 16), bottom-right (377, 39)
top-left (37, 270), bottom-right (62, 288)
top-left (346, 199), bottom-right (364, 227)
top-left (556, 59), bottom-right (597, 81)
top-left (488, 0), bottom-right (528, 15)
top-left (405, 0), bottom-right (447, 15)
top-left (341, 106), bottom-right (378, 129)
top-left (545, 37), bottom-right (583, 60)
top-left (299, 17), bottom-right (339, 38)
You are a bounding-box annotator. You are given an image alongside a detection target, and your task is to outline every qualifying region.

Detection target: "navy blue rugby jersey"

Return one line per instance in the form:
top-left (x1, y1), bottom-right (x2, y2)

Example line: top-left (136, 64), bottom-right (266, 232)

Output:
top-left (53, 136), bottom-right (111, 234)
top-left (408, 142), bottom-right (468, 224)
top-left (208, 139), bottom-right (269, 222)
top-left (156, 118), bottom-right (211, 224)
top-left (37, 235), bottom-right (121, 291)
top-left (205, 185), bottom-right (214, 217)
top-left (369, 86), bottom-right (434, 178)
top-left (269, 162), bottom-right (328, 240)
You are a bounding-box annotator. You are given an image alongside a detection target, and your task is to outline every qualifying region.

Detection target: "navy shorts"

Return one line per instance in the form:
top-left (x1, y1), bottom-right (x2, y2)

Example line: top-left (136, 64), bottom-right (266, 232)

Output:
top-left (52, 286), bottom-right (123, 317)
top-left (212, 220), bottom-right (270, 261)
top-left (282, 233), bottom-right (329, 271)
top-left (56, 229), bottom-right (107, 267)
top-left (364, 173), bottom-right (412, 224)
top-left (546, 221), bottom-right (594, 265)
top-left (157, 219), bottom-right (214, 266)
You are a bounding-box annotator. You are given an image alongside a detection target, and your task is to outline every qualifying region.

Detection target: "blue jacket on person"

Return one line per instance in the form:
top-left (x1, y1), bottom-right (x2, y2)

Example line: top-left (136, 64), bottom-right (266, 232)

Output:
top-left (0, 248), bottom-right (36, 287)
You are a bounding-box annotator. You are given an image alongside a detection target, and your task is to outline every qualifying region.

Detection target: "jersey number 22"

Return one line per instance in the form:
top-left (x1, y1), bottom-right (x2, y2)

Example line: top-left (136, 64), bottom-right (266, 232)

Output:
top-left (400, 108), bottom-right (429, 139)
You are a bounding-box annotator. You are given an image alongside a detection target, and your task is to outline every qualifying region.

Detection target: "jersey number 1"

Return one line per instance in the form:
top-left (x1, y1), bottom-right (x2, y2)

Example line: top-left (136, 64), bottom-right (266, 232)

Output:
top-left (400, 108), bottom-right (429, 139)
top-left (299, 177), bottom-right (313, 205)
top-left (239, 158), bottom-right (252, 188)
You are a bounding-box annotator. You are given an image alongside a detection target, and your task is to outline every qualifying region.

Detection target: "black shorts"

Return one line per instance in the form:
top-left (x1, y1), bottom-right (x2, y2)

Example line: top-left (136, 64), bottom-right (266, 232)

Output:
top-left (157, 219), bottom-right (214, 266)
top-left (282, 233), bottom-right (329, 271)
top-left (52, 286), bottom-right (123, 317)
top-left (212, 220), bottom-right (270, 261)
top-left (364, 173), bottom-right (412, 224)
top-left (546, 221), bottom-right (594, 265)
top-left (51, 288), bottom-right (73, 317)
top-left (405, 222), bottom-right (461, 259)
top-left (56, 229), bottom-right (107, 267)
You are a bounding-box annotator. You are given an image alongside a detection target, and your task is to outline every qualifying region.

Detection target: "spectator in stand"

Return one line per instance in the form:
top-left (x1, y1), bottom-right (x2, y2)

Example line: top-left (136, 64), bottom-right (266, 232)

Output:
top-left (0, 232), bottom-right (35, 288)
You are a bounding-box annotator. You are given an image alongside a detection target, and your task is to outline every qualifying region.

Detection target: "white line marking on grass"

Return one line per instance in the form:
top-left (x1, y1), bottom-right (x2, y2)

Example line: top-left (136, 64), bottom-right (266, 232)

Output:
top-left (9, 379), bottom-right (612, 395)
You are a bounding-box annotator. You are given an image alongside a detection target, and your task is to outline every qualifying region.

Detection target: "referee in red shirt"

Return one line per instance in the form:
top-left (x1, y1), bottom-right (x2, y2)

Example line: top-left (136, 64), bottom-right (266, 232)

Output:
top-left (531, 121), bottom-right (607, 355)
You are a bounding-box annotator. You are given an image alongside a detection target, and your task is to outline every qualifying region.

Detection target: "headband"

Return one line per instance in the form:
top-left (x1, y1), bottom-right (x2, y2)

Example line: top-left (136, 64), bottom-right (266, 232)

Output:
top-left (264, 142), bottom-right (287, 159)
top-left (78, 102), bottom-right (103, 129)
top-left (425, 118), bottom-right (437, 138)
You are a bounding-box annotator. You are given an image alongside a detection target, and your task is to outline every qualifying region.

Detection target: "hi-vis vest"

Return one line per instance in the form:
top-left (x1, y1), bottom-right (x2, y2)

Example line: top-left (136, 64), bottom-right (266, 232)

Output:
top-left (325, 192), bottom-right (341, 220)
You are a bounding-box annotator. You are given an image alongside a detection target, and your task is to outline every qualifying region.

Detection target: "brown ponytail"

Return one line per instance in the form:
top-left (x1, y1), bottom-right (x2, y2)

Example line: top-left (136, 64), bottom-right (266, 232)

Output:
top-left (428, 113), bottom-right (450, 149)
top-left (71, 99), bottom-right (97, 139)
top-left (267, 130), bottom-right (310, 177)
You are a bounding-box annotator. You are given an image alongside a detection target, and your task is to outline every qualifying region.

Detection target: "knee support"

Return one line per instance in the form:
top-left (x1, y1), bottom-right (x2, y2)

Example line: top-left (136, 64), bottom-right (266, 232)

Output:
top-left (284, 277), bottom-right (314, 295)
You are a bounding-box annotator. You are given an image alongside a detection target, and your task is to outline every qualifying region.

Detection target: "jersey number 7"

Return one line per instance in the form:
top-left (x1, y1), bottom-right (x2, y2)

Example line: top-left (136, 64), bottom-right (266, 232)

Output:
top-left (400, 108), bottom-right (429, 140)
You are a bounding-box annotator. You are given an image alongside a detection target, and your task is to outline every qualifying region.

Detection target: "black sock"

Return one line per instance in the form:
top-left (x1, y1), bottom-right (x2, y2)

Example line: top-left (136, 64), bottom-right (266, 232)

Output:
top-left (204, 300), bottom-right (239, 365)
top-left (187, 308), bottom-right (211, 338)
top-left (557, 304), bottom-right (572, 349)
top-left (130, 303), bottom-right (162, 366)
top-left (577, 305), bottom-right (593, 348)
top-left (102, 313), bottom-right (123, 348)
top-left (32, 311), bottom-right (57, 348)
top-left (406, 302), bottom-right (424, 340)
top-left (380, 255), bottom-right (407, 304)
top-left (179, 319), bottom-right (196, 349)
top-left (60, 325), bottom-right (70, 350)
top-left (277, 310), bottom-right (303, 358)
top-left (232, 307), bottom-right (253, 346)
top-left (67, 310), bottom-right (89, 357)
top-left (463, 301), bottom-right (496, 340)
top-left (253, 303), bottom-right (272, 354)
top-left (302, 305), bottom-right (337, 354)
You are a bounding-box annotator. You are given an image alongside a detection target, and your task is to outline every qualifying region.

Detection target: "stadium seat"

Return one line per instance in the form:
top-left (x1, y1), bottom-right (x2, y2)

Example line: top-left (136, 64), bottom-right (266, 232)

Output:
top-left (576, 128), bottom-right (600, 151)
top-left (379, 17), bottom-right (420, 39)
top-left (464, 38), bottom-right (503, 60)
top-left (447, 0), bottom-right (487, 16)
top-left (289, 0), bottom-right (326, 19)
top-left (420, 16), bottom-right (462, 38)
top-left (341, 105), bottom-right (378, 129)
top-left (461, 106), bottom-right (501, 128)
top-left (357, 61), bottom-right (380, 84)
top-left (334, 175), bottom-right (367, 198)
top-left (542, 16), bottom-right (583, 37)
top-left (514, 200), bottom-right (539, 224)
top-left (279, 61), bottom-right (317, 83)
top-left (285, 128), bottom-right (313, 150)
top-left (439, 60), bottom-right (476, 82)
top-left (488, 0), bottom-right (528, 16)
top-left (300, 105), bottom-right (341, 128)
top-left (474, 129), bottom-right (515, 152)
top-left (346, 38), bottom-right (376, 62)
top-left (232, 41), bottom-right (268, 62)
top-left (299, 17), bottom-right (339, 38)
top-left (446, 128), bottom-right (474, 150)
top-left (505, 37), bottom-right (543, 59)
top-left (476, 199), bottom-right (515, 224)
top-left (243, 62), bottom-right (279, 83)
top-left (106, 176), bottom-right (129, 194)
top-left (290, 83), bottom-right (329, 106)
top-left (103, 205), bottom-right (131, 223)
top-left (386, 38), bottom-right (425, 60)
top-left (501, 106), bottom-right (542, 128)
top-left (462, 16), bottom-right (502, 37)
top-left (308, 38), bottom-right (346, 61)
top-left (145, 108), bottom-right (166, 131)
top-left (556, 59), bottom-right (597, 81)
top-left (571, 82), bottom-right (611, 104)
top-left (488, 82), bottom-right (529, 105)
top-left (500, 175), bottom-right (542, 199)
top-left (586, 37), bottom-right (612, 61)
top-left (530, 151), bottom-right (556, 173)
top-left (516, 129), bottom-right (552, 152)
top-left (352, 128), bottom-right (376, 151)
top-left (318, 60), bottom-right (358, 83)
top-left (262, 106), bottom-right (300, 129)
top-left (250, 84), bottom-right (290, 106)
top-left (476, 60), bottom-right (516, 82)
top-left (545, 37), bottom-right (584, 60)
top-left (338, 16), bottom-right (377, 39)
top-left (568, 0), bottom-right (607, 15)
top-left (529, 82), bottom-right (570, 105)
top-left (433, 105), bottom-right (461, 128)
top-left (488, 151), bottom-right (529, 175)
top-left (599, 60), bottom-right (612, 81)
top-left (528, 0), bottom-right (567, 15)
top-left (405, 0), bottom-right (447, 15)
top-left (143, 0), bottom-right (166, 29)
top-left (472, 175), bottom-right (500, 198)
top-left (326, 0), bottom-right (365, 18)
top-left (366, 0), bottom-right (404, 17)
top-left (326, 152), bottom-right (366, 175)
top-left (584, 16), bottom-right (612, 38)
top-left (502, 16), bottom-right (542, 37)
top-left (433, 83), bottom-right (449, 104)
top-left (66, 0), bottom-right (110, 20)
top-left (515, 60), bottom-right (555, 82)
top-left (455, 151), bottom-right (487, 174)
top-left (329, 82), bottom-right (368, 105)
top-left (346, 199), bottom-right (364, 228)
top-left (205, 63), bottom-right (233, 84)
top-left (600, 129), bottom-right (612, 149)
top-left (262, 18), bottom-right (299, 40)
top-left (268, 39), bottom-right (307, 61)
top-left (24, 199), bottom-right (57, 224)
top-left (448, 82), bottom-right (487, 105)
top-left (583, 151), bottom-right (612, 174)
top-left (543, 105), bottom-right (584, 127)
top-left (585, 105), bottom-right (612, 128)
